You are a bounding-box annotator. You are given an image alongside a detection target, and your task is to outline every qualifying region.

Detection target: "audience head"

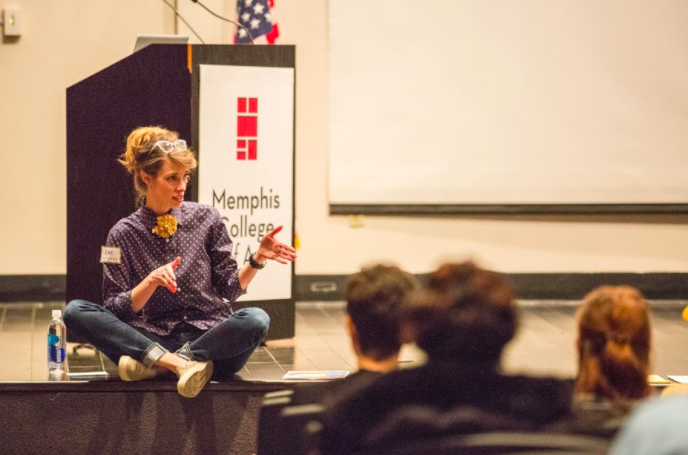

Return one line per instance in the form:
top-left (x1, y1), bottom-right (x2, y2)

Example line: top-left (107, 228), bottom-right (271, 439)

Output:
top-left (119, 126), bottom-right (197, 205)
top-left (346, 264), bottom-right (419, 361)
top-left (404, 261), bottom-right (517, 364)
top-left (575, 285), bottom-right (652, 400)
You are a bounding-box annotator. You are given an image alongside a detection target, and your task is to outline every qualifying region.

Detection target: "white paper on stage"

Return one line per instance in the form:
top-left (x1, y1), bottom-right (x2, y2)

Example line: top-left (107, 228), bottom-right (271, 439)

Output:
top-left (199, 64), bottom-right (294, 301)
top-left (329, 0), bottom-right (688, 206)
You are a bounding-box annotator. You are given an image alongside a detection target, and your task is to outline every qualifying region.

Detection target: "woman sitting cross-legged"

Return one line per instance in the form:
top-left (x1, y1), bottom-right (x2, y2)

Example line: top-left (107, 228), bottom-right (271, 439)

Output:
top-left (64, 126), bottom-right (296, 398)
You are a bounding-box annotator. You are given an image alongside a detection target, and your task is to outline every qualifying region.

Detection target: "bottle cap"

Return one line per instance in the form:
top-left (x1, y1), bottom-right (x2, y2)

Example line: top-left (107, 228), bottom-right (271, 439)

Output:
top-left (52, 309), bottom-right (62, 318)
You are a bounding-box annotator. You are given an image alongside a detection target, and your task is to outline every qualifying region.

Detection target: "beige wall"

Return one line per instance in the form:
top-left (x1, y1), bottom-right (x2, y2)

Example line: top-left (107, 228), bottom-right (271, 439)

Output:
top-left (0, 0), bottom-right (173, 274)
top-left (282, 0), bottom-right (688, 275)
top-left (2, 0), bottom-right (688, 276)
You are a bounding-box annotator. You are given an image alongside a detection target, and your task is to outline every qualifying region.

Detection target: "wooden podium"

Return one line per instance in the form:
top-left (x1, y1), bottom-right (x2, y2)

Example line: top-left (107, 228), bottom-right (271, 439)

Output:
top-left (67, 44), bottom-right (296, 339)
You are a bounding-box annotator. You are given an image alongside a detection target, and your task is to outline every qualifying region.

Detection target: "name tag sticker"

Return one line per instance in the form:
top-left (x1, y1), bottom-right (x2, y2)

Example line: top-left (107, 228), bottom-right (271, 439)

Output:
top-left (100, 246), bottom-right (122, 264)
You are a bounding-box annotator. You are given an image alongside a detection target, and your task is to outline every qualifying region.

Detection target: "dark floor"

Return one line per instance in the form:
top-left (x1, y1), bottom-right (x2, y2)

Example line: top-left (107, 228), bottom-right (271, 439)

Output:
top-left (1, 300), bottom-right (687, 383)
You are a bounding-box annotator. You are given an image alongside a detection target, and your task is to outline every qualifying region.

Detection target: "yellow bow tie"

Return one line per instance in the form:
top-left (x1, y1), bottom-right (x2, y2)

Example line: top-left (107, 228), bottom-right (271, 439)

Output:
top-left (152, 214), bottom-right (178, 239)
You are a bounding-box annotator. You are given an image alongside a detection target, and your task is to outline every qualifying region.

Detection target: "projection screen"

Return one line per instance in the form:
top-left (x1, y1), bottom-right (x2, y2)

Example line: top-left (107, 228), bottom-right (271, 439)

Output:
top-left (328, 0), bottom-right (688, 214)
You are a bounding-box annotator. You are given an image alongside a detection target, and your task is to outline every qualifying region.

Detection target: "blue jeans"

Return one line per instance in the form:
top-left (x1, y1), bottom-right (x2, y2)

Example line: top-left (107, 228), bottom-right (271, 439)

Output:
top-left (64, 299), bottom-right (270, 378)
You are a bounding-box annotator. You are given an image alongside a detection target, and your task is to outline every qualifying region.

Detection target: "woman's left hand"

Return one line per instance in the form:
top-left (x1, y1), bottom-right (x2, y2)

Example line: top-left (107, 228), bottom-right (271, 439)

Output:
top-left (255, 225), bottom-right (297, 265)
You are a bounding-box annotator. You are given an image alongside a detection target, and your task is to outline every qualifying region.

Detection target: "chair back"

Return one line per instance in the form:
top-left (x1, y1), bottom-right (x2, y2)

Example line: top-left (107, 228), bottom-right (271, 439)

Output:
top-left (281, 404), bottom-right (326, 455)
top-left (350, 431), bottom-right (611, 455)
top-left (257, 390), bottom-right (294, 455)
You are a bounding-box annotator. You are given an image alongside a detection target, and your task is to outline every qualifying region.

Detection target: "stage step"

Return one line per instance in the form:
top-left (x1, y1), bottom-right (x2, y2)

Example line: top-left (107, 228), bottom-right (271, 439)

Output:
top-left (0, 380), bottom-right (290, 455)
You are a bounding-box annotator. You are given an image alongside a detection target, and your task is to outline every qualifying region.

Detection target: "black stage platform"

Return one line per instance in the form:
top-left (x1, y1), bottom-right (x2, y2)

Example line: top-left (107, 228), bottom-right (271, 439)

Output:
top-left (2, 301), bottom-right (688, 454)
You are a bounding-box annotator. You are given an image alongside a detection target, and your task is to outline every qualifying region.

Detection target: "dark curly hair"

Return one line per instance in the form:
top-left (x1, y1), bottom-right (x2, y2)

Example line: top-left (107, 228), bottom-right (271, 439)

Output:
top-left (404, 261), bottom-right (517, 363)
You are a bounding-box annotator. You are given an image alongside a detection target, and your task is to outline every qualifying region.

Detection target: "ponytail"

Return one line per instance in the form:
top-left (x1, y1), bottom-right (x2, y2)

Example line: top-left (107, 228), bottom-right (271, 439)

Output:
top-left (575, 286), bottom-right (651, 400)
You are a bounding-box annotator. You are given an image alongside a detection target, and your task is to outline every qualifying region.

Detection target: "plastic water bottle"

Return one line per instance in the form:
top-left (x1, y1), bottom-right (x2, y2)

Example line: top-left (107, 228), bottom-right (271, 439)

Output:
top-left (48, 309), bottom-right (68, 380)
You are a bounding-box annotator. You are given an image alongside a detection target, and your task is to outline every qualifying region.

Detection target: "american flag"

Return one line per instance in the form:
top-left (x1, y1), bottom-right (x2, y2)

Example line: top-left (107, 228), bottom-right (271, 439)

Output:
top-left (235, 0), bottom-right (279, 44)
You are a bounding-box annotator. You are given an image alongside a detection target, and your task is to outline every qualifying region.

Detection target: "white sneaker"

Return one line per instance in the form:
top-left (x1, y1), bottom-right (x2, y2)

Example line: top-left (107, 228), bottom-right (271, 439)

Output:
top-left (118, 355), bottom-right (157, 381)
top-left (176, 360), bottom-right (213, 398)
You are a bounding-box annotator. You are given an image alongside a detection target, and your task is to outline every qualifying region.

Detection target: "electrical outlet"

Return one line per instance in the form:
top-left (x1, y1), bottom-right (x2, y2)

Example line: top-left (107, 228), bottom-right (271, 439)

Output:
top-left (3, 7), bottom-right (22, 37)
top-left (348, 215), bottom-right (365, 228)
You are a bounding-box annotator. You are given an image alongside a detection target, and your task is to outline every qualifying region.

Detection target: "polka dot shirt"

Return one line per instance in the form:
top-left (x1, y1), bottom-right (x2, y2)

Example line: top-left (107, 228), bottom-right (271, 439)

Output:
top-left (103, 202), bottom-right (245, 336)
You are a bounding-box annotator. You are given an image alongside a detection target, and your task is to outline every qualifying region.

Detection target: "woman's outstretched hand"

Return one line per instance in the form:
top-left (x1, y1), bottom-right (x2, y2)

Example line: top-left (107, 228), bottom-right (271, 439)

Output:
top-left (148, 256), bottom-right (181, 292)
top-left (255, 226), bottom-right (297, 265)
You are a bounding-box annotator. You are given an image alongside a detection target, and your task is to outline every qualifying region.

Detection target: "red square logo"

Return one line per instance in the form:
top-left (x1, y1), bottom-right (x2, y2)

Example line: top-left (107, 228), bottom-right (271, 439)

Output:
top-left (237, 97), bottom-right (259, 160)
top-left (237, 116), bottom-right (257, 137)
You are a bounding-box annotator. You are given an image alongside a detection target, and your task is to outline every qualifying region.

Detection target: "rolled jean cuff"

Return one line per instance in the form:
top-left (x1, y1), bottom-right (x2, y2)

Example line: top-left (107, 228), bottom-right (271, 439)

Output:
top-left (141, 343), bottom-right (168, 367)
top-left (175, 342), bottom-right (195, 361)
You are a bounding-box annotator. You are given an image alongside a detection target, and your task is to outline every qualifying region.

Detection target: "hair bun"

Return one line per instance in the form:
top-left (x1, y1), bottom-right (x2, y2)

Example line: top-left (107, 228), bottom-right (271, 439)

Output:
top-left (119, 126), bottom-right (170, 174)
top-left (117, 126), bottom-right (197, 205)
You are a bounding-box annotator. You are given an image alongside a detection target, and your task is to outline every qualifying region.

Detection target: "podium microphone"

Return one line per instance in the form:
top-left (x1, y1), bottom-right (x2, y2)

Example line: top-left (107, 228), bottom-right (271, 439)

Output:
top-left (190, 0), bottom-right (255, 44)
top-left (161, 0), bottom-right (205, 43)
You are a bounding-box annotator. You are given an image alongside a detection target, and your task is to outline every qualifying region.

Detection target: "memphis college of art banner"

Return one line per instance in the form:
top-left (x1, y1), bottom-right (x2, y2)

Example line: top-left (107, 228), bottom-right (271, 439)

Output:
top-left (198, 65), bottom-right (294, 302)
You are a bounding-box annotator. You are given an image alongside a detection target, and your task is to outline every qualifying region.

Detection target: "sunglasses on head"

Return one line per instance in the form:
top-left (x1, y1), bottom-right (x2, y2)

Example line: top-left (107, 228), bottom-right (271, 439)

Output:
top-left (152, 139), bottom-right (187, 154)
